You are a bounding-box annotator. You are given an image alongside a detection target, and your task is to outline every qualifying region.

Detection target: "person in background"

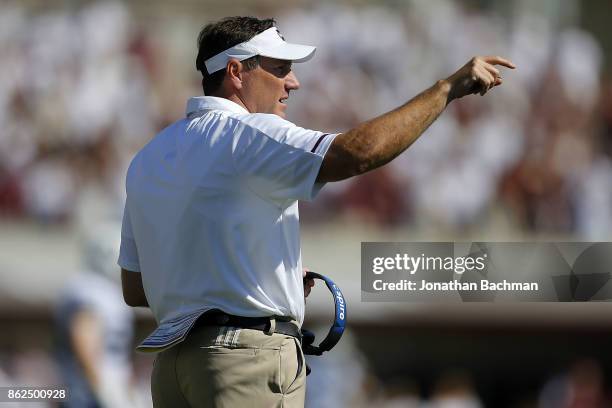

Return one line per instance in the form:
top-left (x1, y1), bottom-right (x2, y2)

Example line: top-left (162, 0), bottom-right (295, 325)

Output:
top-left (55, 221), bottom-right (137, 408)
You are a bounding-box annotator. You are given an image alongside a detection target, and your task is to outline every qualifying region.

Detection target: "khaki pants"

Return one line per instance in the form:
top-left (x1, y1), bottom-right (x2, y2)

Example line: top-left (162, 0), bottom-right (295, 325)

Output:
top-left (151, 321), bottom-right (306, 408)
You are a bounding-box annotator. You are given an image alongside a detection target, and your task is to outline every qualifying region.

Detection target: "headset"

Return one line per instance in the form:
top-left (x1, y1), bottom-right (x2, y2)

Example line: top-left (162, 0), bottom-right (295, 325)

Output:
top-left (301, 271), bottom-right (346, 356)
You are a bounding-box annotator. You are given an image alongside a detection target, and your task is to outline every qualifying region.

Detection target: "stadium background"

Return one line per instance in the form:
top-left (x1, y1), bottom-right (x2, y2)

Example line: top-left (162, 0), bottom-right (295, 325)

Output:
top-left (1, 0), bottom-right (612, 406)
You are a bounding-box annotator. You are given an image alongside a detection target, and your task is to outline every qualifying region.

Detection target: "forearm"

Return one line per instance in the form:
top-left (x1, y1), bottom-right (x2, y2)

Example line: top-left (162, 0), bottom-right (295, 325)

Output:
top-left (319, 79), bottom-right (451, 181)
top-left (70, 311), bottom-right (101, 390)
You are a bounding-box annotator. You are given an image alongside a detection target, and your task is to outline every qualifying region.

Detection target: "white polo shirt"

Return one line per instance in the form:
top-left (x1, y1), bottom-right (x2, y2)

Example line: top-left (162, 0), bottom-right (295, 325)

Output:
top-left (118, 96), bottom-right (336, 350)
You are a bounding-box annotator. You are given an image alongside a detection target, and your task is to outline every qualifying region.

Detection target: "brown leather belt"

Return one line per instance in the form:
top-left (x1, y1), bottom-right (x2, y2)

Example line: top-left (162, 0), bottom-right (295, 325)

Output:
top-left (193, 309), bottom-right (302, 340)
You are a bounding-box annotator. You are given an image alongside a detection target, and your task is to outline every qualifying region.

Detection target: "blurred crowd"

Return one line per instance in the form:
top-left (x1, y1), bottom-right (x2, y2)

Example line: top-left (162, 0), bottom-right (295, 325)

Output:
top-left (0, 2), bottom-right (157, 228)
top-left (0, 1), bottom-right (611, 238)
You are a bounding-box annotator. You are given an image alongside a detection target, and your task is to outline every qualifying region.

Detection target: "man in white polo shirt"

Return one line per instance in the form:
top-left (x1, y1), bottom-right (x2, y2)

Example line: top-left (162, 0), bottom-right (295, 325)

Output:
top-left (120, 16), bottom-right (514, 408)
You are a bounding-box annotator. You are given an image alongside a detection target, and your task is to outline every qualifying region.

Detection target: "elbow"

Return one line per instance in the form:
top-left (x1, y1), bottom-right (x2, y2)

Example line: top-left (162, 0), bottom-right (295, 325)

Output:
top-left (122, 289), bottom-right (139, 307)
top-left (354, 154), bottom-right (376, 176)
top-left (121, 269), bottom-right (148, 307)
top-left (319, 139), bottom-right (377, 182)
top-left (348, 145), bottom-right (382, 177)
top-left (123, 293), bottom-right (139, 307)
top-left (339, 132), bottom-right (385, 177)
top-left (123, 293), bottom-right (148, 308)
top-left (122, 288), bottom-right (148, 307)
top-left (341, 145), bottom-right (371, 177)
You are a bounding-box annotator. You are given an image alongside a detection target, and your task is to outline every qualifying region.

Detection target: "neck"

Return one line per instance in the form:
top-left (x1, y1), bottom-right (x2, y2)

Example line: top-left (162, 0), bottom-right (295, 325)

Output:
top-left (210, 90), bottom-right (250, 113)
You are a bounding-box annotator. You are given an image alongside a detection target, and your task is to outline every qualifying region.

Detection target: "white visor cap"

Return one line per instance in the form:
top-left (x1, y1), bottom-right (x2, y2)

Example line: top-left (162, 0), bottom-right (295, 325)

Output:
top-left (204, 27), bottom-right (316, 74)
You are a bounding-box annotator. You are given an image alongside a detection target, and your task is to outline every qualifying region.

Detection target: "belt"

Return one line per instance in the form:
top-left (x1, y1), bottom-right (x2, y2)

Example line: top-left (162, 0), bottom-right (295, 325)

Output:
top-left (193, 310), bottom-right (302, 340)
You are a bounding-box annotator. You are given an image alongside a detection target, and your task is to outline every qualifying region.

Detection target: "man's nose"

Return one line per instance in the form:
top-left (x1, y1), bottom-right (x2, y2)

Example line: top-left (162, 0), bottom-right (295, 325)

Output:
top-left (285, 71), bottom-right (300, 90)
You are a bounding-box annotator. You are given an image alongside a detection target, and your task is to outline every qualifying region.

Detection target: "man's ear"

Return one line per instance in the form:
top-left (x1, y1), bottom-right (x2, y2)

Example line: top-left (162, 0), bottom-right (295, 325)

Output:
top-left (226, 59), bottom-right (243, 90)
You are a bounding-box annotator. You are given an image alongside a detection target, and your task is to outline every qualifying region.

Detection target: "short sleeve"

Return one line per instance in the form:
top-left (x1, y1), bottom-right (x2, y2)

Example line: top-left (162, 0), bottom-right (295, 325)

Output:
top-left (232, 114), bottom-right (337, 203)
top-left (118, 202), bottom-right (141, 272)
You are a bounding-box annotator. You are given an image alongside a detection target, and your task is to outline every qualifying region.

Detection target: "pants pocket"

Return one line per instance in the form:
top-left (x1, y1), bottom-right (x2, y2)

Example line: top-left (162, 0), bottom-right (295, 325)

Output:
top-left (280, 337), bottom-right (305, 395)
top-left (199, 345), bottom-right (258, 355)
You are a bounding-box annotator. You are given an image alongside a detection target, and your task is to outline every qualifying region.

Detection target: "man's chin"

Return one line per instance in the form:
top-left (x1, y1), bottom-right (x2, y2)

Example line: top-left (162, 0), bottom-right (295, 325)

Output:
top-left (273, 102), bottom-right (289, 118)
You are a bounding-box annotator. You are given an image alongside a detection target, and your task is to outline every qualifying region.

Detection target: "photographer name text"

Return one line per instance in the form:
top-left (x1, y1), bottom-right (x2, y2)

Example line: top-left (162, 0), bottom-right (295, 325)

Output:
top-left (372, 279), bottom-right (539, 292)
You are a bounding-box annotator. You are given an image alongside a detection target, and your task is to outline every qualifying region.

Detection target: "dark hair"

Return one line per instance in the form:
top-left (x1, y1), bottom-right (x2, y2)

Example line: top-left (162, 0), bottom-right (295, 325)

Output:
top-left (196, 16), bottom-right (276, 95)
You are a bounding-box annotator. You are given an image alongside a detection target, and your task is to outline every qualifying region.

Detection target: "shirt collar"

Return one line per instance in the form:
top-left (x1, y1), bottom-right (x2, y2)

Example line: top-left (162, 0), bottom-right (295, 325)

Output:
top-left (185, 96), bottom-right (249, 117)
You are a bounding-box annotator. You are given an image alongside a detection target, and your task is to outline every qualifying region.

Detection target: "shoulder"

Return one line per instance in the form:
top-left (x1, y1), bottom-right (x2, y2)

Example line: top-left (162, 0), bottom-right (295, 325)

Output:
top-left (237, 113), bottom-right (295, 129)
top-left (231, 113), bottom-right (326, 151)
top-left (233, 113), bottom-right (295, 137)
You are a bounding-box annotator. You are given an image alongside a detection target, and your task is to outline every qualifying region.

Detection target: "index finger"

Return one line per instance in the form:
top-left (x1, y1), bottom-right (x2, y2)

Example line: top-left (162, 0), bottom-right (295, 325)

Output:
top-left (482, 55), bottom-right (516, 69)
